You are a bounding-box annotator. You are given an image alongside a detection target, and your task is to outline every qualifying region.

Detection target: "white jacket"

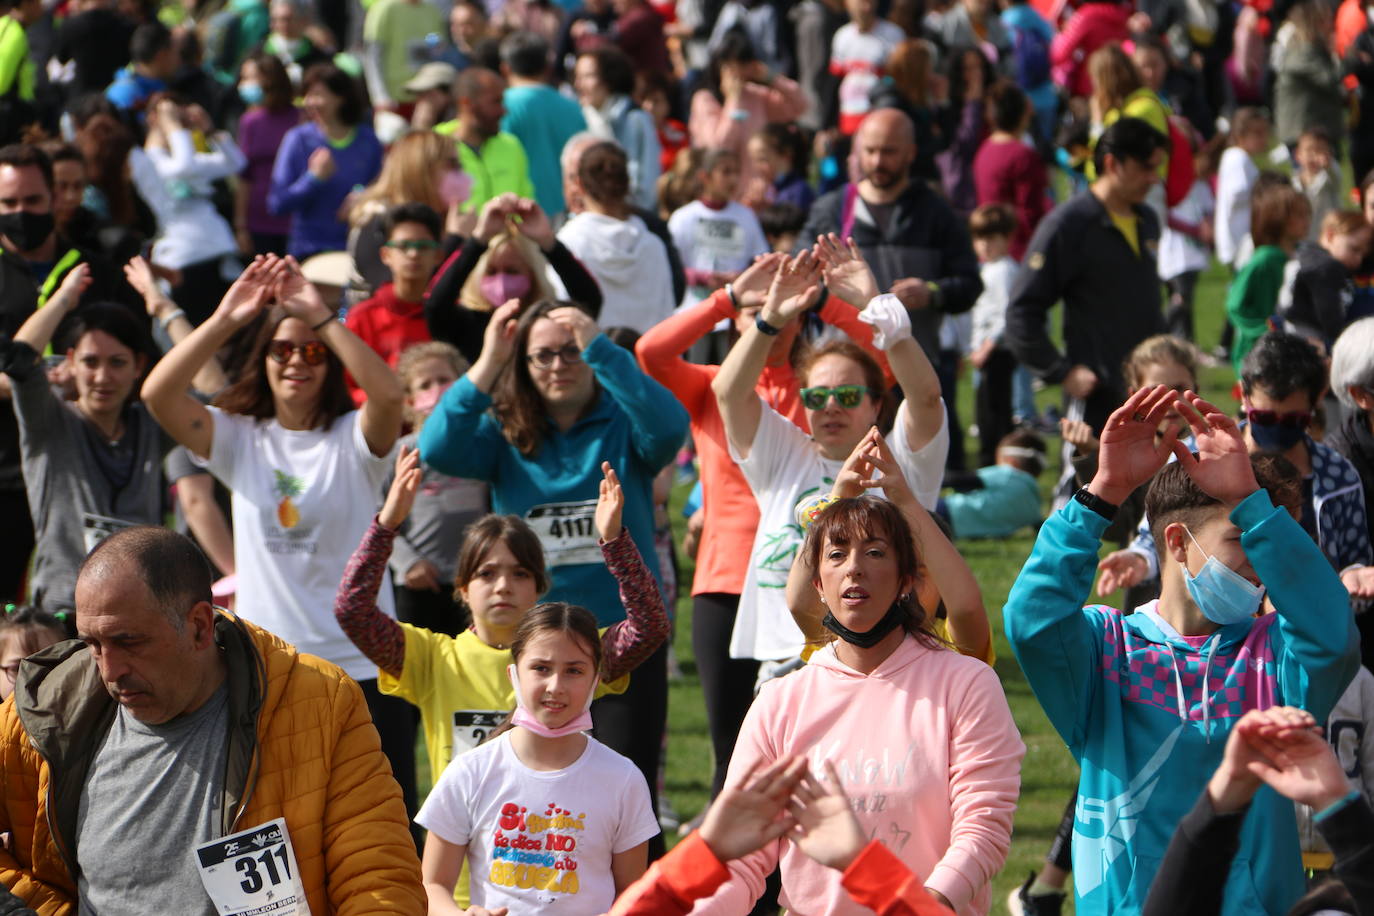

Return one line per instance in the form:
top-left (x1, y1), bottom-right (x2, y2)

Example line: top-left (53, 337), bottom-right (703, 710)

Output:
top-left (557, 211), bottom-right (675, 334)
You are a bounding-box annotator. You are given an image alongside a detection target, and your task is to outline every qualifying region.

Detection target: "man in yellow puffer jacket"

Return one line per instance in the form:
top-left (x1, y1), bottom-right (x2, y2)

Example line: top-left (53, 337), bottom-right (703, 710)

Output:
top-left (0, 526), bottom-right (425, 915)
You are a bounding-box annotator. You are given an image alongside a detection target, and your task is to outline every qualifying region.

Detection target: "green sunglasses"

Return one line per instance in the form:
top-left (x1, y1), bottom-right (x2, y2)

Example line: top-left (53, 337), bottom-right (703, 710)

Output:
top-left (383, 239), bottom-right (440, 253)
top-left (799, 385), bottom-right (875, 410)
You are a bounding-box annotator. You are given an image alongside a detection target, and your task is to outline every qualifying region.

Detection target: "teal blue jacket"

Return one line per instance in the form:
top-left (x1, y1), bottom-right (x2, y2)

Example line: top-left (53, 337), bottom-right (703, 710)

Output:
top-left (1004, 491), bottom-right (1359, 916)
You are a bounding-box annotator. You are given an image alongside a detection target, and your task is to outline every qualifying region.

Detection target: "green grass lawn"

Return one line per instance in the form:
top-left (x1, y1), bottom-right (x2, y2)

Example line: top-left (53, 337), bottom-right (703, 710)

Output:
top-left (659, 257), bottom-right (1242, 915)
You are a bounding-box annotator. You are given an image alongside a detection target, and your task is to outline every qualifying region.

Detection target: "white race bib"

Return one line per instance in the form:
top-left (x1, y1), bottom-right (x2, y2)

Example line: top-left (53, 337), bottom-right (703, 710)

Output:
top-left (194, 818), bottom-right (310, 916)
top-left (451, 709), bottom-right (506, 757)
top-left (524, 500), bottom-right (601, 567)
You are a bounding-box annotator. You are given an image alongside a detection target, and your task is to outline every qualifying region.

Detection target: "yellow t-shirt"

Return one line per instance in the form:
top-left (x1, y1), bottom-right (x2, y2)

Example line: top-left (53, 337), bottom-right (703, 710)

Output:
top-left (1110, 211), bottom-right (1140, 255)
top-left (798, 617), bottom-right (997, 665)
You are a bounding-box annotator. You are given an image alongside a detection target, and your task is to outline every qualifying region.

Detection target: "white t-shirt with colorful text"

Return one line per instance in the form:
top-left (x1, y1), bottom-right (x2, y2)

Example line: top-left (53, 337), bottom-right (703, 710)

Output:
top-left (416, 732), bottom-right (660, 915)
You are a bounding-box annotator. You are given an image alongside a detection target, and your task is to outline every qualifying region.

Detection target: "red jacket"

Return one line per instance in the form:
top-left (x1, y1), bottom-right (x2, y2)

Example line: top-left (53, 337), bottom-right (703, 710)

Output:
top-left (343, 283), bottom-right (430, 405)
top-left (1052, 2), bottom-right (1132, 97)
top-left (608, 833), bottom-right (954, 916)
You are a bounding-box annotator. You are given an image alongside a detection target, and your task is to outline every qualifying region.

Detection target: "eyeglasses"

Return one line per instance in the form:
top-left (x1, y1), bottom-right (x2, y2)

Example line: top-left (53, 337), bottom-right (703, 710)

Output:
top-left (800, 385), bottom-right (875, 410)
top-left (526, 344), bottom-right (583, 369)
top-left (383, 239), bottom-right (440, 254)
top-left (1242, 404), bottom-right (1312, 429)
top-left (267, 340), bottom-right (328, 366)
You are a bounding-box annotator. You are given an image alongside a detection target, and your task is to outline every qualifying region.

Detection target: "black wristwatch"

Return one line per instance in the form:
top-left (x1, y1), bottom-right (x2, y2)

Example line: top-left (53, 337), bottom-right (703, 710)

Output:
top-left (755, 314), bottom-right (782, 336)
top-left (1073, 487), bottom-right (1119, 521)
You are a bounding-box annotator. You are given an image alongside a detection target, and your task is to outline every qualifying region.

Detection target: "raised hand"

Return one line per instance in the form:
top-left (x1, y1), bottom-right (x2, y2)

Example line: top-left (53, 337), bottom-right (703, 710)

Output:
top-left (122, 256), bottom-right (161, 305)
top-left (1096, 550), bottom-right (1148, 597)
top-left (698, 756), bottom-right (807, 862)
top-left (1060, 417), bottom-right (1100, 455)
top-left (549, 304), bottom-right (599, 350)
top-left (1239, 707), bottom-right (1351, 811)
top-left (830, 427), bottom-right (880, 499)
top-left (478, 299), bottom-right (521, 367)
top-left (269, 255), bottom-right (333, 326)
top-left (213, 257), bottom-right (275, 328)
top-left (379, 446), bottom-right (423, 530)
top-left (511, 198), bottom-right (554, 251)
top-left (732, 252), bottom-right (787, 309)
top-left (475, 193), bottom-right (518, 243)
top-left (787, 761), bottom-right (867, 871)
top-left (595, 461), bottom-right (624, 542)
top-left (1207, 707), bottom-right (1324, 813)
top-left (1087, 385), bottom-right (1184, 507)
top-left (51, 262), bottom-right (92, 311)
top-left (760, 251), bottom-right (823, 327)
top-left (1172, 392), bottom-right (1259, 507)
top-left (813, 234), bottom-right (879, 308)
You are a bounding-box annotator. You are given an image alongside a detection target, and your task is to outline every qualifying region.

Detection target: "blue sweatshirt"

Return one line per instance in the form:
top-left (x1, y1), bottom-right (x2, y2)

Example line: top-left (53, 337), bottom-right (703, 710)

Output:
top-left (1005, 491), bottom-right (1359, 916)
top-left (267, 121), bottom-right (384, 258)
top-left (417, 333), bottom-right (688, 625)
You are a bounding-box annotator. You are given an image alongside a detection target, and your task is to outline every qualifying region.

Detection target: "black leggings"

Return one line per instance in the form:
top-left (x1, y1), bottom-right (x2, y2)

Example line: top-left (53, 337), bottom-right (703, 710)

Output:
top-left (1047, 791), bottom-right (1076, 872)
top-left (359, 677), bottom-right (421, 851)
top-left (592, 640), bottom-right (670, 859)
top-left (692, 593), bottom-right (762, 798)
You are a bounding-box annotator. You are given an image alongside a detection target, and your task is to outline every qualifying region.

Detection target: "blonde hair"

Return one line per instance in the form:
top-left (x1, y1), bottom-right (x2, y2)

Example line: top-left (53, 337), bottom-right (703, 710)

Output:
top-left (458, 231), bottom-right (558, 313)
top-left (397, 341), bottom-right (468, 427)
top-left (1122, 334), bottom-right (1200, 391)
top-left (1089, 44), bottom-right (1142, 117)
top-left (349, 131), bottom-right (450, 226)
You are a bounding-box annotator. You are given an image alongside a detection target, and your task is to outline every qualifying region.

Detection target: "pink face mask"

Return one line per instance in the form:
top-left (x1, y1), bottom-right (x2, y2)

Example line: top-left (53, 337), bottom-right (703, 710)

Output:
top-left (410, 381), bottom-right (452, 416)
top-left (506, 663), bottom-right (594, 738)
top-left (480, 271), bottom-right (532, 307)
top-left (438, 169), bottom-right (473, 206)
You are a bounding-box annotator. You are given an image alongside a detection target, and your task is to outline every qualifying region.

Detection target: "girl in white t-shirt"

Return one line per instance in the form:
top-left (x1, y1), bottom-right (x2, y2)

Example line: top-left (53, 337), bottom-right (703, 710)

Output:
top-left (417, 603), bottom-right (660, 916)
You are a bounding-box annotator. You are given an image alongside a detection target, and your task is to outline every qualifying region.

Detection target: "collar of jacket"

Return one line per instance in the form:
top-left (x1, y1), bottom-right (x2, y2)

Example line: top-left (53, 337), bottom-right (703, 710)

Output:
top-left (13, 611), bottom-right (266, 881)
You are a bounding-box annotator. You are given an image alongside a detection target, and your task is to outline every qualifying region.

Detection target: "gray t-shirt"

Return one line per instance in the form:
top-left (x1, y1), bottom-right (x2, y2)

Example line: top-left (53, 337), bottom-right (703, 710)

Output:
top-left (76, 684), bottom-right (230, 916)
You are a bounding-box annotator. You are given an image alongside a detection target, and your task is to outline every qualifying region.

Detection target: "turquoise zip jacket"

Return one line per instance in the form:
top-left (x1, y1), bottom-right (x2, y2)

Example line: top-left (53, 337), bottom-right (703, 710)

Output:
top-left (418, 333), bottom-right (688, 626)
top-left (1005, 490), bottom-right (1359, 916)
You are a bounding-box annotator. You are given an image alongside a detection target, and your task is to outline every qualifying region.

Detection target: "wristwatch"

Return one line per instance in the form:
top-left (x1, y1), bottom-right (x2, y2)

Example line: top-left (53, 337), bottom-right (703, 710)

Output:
top-left (755, 314), bottom-right (782, 336)
top-left (1073, 487), bottom-right (1119, 521)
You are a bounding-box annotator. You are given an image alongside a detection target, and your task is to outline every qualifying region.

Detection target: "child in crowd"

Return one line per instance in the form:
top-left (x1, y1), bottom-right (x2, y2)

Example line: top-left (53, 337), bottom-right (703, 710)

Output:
top-left (667, 148), bottom-right (770, 309)
top-left (939, 429), bottom-right (1046, 539)
top-left (0, 606), bottom-right (68, 701)
top-left (343, 203), bottom-right (441, 404)
top-left (1291, 127), bottom-right (1342, 242)
top-left (758, 203), bottom-right (805, 254)
top-left (387, 342), bottom-right (488, 637)
top-left (743, 123), bottom-right (815, 213)
top-left (831, 0), bottom-right (906, 135)
top-left (416, 602), bottom-right (661, 915)
top-left (1158, 141), bottom-right (1218, 342)
top-left (635, 71), bottom-right (688, 176)
top-left (1005, 385), bottom-right (1360, 916)
top-left (1226, 180), bottom-right (1311, 371)
top-left (1281, 210), bottom-right (1374, 349)
top-left (1214, 106), bottom-right (1271, 271)
top-left (967, 203), bottom-right (1020, 467)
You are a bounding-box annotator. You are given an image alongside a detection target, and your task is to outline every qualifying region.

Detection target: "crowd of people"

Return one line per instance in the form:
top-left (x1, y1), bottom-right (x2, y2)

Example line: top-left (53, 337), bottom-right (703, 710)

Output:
top-left (1, 0), bottom-right (1374, 912)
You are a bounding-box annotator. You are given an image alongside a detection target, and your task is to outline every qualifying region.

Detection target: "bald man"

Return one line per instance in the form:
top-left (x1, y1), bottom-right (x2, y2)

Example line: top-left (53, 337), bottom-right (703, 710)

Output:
top-left (0, 526), bottom-right (425, 915)
top-left (798, 108), bottom-right (983, 360)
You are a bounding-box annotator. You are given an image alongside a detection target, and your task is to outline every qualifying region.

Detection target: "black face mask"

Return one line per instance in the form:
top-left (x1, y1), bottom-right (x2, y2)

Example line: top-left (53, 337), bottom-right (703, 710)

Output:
top-left (0, 210), bottom-right (55, 253)
top-left (822, 601), bottom-right (907, 649)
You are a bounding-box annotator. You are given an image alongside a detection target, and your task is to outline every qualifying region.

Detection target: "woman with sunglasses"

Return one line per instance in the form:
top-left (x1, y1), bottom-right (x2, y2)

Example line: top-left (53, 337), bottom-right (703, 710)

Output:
top-left (418, 297), bottom-right (688, 853)
top-left (712, 238), bottom-right (949, 670)
top-left (141, 255), bottom-right (417, 816)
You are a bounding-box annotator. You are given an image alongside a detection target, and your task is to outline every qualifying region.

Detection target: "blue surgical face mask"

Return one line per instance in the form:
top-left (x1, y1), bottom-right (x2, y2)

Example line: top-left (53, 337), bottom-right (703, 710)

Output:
top-left (239, 82), bottom-right (265, 106)
top-left (1248, 420), bottom-right (1306, 452)
top-left (1179, 526), bottom-right (1265, 626)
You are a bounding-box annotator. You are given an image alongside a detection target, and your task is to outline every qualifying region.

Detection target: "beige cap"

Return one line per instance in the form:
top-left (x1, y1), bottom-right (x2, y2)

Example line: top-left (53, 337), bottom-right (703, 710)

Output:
top-left (404, 61), bottom-right (459, 94)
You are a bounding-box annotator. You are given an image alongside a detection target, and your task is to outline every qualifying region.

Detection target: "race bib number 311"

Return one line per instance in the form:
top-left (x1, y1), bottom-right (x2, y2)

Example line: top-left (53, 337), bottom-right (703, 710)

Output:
top-left (195, 818), bottom-right (311, 916)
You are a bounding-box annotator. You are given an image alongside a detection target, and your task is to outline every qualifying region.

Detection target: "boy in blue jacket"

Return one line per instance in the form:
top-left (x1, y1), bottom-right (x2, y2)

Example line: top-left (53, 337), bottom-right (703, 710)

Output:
top-left (1005, 385), bottom-right (1360, 916)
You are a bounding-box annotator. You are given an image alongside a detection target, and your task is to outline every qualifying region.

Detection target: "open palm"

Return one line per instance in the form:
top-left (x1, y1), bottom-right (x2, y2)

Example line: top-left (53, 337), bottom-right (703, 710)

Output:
top-left (814, 234), bottom-right (878, 308)
top-left (1093, 386), bottom-right (1183, 499)
top-left (765, 252), bottom-right (822, 323)
top-left (215, 258), bottom-right (274, 327)
top-left (1173, 393), bottom-right (1258, 505)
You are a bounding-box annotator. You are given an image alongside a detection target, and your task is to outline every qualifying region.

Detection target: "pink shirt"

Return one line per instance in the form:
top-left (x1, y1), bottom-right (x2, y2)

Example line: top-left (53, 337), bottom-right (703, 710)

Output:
top-left (688, 78), bottom-right (807, 201)
top-left (689, 636), bottom-right (1024, 915)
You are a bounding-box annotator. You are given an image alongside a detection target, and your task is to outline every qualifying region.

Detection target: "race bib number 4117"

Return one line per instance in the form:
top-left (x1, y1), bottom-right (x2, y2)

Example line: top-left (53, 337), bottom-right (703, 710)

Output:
top-left (195, 818), bottom-right (310, 915)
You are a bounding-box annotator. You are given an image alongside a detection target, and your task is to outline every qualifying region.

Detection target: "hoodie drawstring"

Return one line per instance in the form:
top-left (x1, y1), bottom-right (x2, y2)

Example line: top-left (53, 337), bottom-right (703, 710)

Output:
top-left (1167, 638), bottom-right (1220, 743)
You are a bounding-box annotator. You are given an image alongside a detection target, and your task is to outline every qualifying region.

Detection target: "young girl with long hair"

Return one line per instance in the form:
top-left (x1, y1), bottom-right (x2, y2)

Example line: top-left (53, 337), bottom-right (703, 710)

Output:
top-left (416, 601), bottom-right (661, 915)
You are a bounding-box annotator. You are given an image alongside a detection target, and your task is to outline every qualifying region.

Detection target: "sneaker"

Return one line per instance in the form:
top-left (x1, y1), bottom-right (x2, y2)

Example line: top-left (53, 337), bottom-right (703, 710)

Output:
top-left (1008, 871), bottom-right (1065, 916)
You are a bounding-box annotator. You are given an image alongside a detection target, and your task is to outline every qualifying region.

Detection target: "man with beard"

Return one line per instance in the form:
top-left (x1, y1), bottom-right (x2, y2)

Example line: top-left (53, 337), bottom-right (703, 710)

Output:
top-left (798, 108), bottom-right (982, 361)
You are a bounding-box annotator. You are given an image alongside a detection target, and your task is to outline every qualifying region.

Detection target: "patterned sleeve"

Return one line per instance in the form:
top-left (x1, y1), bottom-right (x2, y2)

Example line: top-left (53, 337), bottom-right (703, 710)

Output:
top-left (600, 530), bottom-right (672, 682)
top-left (334, 518), bottom-right (407, 678)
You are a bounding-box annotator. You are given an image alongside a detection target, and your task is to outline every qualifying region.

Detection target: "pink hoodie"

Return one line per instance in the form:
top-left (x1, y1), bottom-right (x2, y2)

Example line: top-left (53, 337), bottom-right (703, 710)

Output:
top-left (689, 635), bottom-right (1024, 916)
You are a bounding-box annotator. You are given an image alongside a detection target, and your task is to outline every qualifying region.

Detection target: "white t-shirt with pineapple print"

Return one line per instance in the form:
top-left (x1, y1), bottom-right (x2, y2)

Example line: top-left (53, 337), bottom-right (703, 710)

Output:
top-left (204, 407), bottom-right (395, 679)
